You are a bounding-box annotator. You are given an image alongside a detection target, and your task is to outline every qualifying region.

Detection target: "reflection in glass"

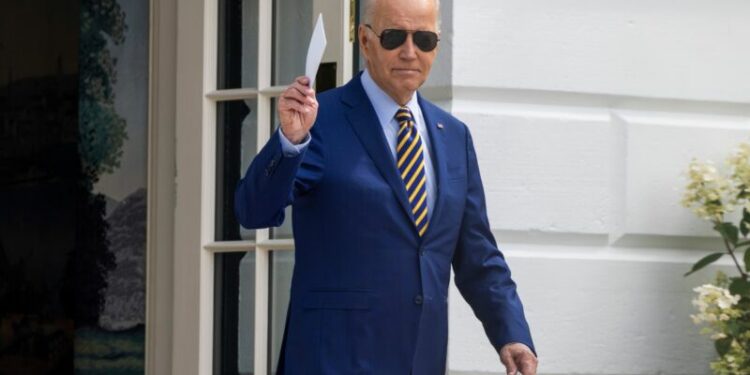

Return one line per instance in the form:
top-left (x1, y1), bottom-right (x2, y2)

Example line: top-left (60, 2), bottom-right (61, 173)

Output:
top-left (218, 0), bottom-right (259, 89)
top-left (216, 99), bottom-right (258, 241)
top-left (269, 250), bottom-right (294, 375)
top-left (213, 251), bottom-right (255, 375)
top-left (272, 0), bottom-right (312, 85)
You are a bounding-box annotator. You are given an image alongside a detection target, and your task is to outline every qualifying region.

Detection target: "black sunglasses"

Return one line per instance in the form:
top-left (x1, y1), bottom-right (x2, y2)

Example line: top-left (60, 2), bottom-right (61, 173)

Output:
top-left (365, 24), bottom-right (440, 52)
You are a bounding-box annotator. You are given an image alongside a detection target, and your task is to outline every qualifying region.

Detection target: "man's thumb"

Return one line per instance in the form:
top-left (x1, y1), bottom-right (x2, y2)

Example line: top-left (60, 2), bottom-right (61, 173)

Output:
top-left (500, 349), bottom-right (517, 375)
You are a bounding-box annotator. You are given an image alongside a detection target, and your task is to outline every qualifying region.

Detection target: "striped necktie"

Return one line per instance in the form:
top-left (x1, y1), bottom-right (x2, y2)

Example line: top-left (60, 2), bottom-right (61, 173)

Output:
top-left (395, 106), bottom-right (429, 237)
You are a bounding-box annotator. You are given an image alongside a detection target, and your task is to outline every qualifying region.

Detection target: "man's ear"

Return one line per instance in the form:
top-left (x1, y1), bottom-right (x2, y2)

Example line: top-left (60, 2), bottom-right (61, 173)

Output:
top-left (358, 24), bottom-right (371, 56)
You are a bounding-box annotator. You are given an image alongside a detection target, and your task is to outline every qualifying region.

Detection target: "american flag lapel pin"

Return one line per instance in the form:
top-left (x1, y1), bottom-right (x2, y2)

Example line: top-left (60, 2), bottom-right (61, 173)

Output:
top-left (437, 122), bottom-right (444, 130)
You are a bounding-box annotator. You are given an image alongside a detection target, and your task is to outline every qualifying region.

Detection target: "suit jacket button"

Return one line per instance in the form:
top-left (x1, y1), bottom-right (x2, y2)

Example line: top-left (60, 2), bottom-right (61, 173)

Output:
top-left (414, 295), bottom-right (423, 305)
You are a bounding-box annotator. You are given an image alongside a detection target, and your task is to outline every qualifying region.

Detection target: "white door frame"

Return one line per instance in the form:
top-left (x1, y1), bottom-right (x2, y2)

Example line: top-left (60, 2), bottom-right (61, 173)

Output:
top-left (152, 0), bottom-right (355, 374)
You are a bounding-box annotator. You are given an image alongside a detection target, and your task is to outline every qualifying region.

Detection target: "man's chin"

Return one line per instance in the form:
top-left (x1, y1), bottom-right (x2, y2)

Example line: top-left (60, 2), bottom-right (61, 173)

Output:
top-left (392, 81), bottom-right (421, 94)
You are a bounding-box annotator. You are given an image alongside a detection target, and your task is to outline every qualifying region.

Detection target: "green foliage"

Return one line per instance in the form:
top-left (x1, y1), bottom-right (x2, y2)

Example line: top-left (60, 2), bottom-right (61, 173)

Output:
top-left (79, 99), bottom-right (127, 178)
top-left (730, 278), bottom-right (750, 299)
top-left (78, 0), bottom-right (128, 182)
top-left (715, 337), bottom-right (733, 357)
top-left (709, 333), bottom-right (750, 374)
top-left (683, 141), bottom-right (750, 373)
top-left (62, 0), bottom-right (127, 327)
top-left (685, 252), bottom-right (725, 277)
top-left (716, 222), bottom-right (740, 247)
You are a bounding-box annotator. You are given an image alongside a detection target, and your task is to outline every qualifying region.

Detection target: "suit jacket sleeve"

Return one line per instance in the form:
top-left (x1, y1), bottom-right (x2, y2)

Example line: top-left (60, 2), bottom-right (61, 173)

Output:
top-left (451, 126), bottom-right (536, 355)
top-left (234, 127), bottom-right (325, 229)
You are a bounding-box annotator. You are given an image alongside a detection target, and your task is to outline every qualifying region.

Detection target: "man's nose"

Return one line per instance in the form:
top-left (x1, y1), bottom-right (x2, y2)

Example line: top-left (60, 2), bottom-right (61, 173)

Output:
top-left (399, 34), bottom-right (418, 59)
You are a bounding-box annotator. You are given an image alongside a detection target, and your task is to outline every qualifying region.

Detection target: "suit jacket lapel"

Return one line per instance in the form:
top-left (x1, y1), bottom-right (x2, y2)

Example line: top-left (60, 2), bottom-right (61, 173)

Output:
top-left (418, 94), bottom-right (449, 241)
top-left (342, 76), bottom-right (416, 228)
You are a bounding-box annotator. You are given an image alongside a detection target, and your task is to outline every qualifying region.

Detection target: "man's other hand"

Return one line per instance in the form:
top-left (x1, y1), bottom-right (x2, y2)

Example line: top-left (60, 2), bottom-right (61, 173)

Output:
top-left (278, 76), bottom-right (318, 144)
top-left (499, 343), bottom-right (537, 375)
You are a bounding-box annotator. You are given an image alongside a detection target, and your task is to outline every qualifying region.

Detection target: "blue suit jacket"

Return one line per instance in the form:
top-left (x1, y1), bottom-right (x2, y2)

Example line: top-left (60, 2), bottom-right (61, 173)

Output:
top-left (235, 73), bottom-right (534, 374)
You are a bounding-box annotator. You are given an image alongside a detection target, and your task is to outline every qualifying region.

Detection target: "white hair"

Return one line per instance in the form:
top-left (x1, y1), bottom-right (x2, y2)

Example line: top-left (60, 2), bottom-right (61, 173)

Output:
top-left (362, 0), bottom-right (441, 31)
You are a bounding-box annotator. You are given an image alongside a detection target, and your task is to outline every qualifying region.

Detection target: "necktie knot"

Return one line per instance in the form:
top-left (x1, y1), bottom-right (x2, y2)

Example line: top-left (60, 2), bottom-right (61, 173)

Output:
top-left (395, 107), bottom-right (414, 127)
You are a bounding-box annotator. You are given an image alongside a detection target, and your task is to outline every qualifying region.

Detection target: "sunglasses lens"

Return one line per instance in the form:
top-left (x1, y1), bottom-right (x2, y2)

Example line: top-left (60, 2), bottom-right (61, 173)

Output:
top-left (413, 31), bottom-right (438, 52)
top-left (380, 29), bottom-right (408, 50)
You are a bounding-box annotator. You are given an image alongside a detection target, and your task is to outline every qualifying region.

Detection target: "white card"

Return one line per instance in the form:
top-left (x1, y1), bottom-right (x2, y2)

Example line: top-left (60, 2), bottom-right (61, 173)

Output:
top-left (305, 13), bottom-right (327, 87)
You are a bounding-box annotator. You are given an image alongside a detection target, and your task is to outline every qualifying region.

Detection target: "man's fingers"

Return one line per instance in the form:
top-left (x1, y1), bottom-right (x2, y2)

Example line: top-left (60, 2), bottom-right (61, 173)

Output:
top-left (289, 82), bottom-right (316, 103)
top-left (278, 77), bottom-right (318, 142)
top-left (279, 98), bottom-right (310, 114)
top-left (282, 84), bottom-right (316, 109)
top-left (281, 89), bottom-right (310, 108)
top-left (518, 352), bottom-right (538, 375)
top-left (291, 76), bottom-right (315, 97)
top-left (499, 349), bottom-right (517, 375)
top-left (295, 75), bottom-right (310, 87)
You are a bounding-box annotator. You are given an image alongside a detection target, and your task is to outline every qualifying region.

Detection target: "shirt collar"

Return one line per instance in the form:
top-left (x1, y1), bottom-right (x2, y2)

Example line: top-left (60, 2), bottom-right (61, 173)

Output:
top-left (360, 69), bottom-right (419, 127)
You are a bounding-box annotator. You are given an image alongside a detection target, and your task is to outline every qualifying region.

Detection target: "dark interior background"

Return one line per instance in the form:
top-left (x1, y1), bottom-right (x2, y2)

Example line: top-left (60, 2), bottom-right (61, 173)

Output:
top-left (0, 0), bottom-right (147, 373)
top-left (0, 0), bottom-right (81, 372)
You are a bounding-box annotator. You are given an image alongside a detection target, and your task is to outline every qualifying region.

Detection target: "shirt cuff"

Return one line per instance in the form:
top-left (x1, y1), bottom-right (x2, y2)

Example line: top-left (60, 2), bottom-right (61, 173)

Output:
top-left (278, 128), bottom-right (311, 157)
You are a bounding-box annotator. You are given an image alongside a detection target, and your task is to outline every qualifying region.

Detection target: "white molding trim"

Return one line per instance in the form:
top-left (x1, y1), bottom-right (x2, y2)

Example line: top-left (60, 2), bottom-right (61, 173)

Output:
top-left (204, 239), bottom-right (295, 253)
top-left (204, 86), bottom-right (288, 102)
top-left (206, 88), bottom-right (259, 101)
top-left (145, 0), bottom-right (177, 373)
top-left (172, 0), bottom-right (209, 372)
top-left (254, 1), bottom-right (274, 372)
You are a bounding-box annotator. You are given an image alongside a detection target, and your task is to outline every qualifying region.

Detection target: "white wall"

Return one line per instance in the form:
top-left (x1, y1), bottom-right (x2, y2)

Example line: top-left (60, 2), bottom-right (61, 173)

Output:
top-left (443, 1), bottom-right (750, 374)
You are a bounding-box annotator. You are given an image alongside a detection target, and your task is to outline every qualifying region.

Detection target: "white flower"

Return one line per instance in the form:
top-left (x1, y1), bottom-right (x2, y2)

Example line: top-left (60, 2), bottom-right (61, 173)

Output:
top-left (682, 159), bottom-right (736, 221)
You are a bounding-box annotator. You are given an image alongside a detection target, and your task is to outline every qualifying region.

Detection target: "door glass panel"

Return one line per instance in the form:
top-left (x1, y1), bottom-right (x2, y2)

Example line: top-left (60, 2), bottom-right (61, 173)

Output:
top-left (269, 250), bottom-right (294, 375)
top-left (214, 251), bottom-right (256, 375)
top-left (268, 98), bottom-right (293, 240)
top-left (272, 0), bottom-right (313, 85)
top-left (218, 0), bottom-right (260, 89)
top-left (216, 99), bottom-right (258, 241)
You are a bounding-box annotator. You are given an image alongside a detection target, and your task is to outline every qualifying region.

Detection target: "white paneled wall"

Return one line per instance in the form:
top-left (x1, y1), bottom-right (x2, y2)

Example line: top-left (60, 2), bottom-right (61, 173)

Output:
top-left (440, 1), bottom-right (750, 374)
top-left (452, 0), bottom-right (750, 102)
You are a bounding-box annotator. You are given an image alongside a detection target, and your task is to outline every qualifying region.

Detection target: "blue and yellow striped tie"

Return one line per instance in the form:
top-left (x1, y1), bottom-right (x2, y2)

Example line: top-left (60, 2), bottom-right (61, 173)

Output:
top-left (395, 106), bottom-right (429, 237)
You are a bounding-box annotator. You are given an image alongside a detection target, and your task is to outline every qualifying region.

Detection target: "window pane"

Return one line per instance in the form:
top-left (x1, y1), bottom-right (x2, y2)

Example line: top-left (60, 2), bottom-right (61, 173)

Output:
top-left (269, 250), bottom-right (294, 375)
top-left (218, 0), bottom-right (259, 89)
top-left (268, 98), bottom-right (293, 239)
top-left (272, 0), bottom-right (313, 85)
top-left (216, 99), bottom-right (258, 241)
top-left (214, 251), bottom-right (256, 375)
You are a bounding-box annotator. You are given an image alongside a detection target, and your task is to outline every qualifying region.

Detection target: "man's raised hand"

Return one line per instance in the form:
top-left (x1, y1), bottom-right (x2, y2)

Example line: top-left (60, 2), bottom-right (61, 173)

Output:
top-left (278, 76), bottom-right (318, 144)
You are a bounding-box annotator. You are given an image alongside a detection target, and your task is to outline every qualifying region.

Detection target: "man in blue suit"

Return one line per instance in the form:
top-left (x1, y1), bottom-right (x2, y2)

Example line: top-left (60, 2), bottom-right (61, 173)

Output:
top-left (234, 0), bottom-right (537, 373)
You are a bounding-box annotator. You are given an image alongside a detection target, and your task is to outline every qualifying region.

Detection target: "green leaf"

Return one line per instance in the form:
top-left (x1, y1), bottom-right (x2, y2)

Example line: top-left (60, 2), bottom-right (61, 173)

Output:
top-left (737, 240), bottom-right (750, 248)
top-left (685, 252), bottom-right (725, 277)
top-left (715, 337), bottom-right (733, 357)
top-left (730, 278), bottom-right (750, 297)
top-left (726, 321), bottom-right (744, 337)
top-left (745, 248), bottom-right (750, 272)
top-left (742, 208), bottom-right (750, 237)
top-left (716, 222), bottom-right (740, 246)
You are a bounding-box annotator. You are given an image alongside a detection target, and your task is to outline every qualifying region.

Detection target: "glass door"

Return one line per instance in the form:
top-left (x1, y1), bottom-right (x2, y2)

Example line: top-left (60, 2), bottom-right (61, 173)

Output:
top-left (208, 1), bottom-right (354, 374)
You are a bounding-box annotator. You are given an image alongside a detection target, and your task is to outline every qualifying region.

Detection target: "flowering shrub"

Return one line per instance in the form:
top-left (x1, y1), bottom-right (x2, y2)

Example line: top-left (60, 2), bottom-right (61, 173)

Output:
top-left (683, 142), bottom-right (750, 373)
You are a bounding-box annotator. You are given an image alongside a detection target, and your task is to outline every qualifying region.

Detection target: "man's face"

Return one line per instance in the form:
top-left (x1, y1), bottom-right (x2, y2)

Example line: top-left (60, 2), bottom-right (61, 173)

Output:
top-left (359, 0), bottom-right (439, 105)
